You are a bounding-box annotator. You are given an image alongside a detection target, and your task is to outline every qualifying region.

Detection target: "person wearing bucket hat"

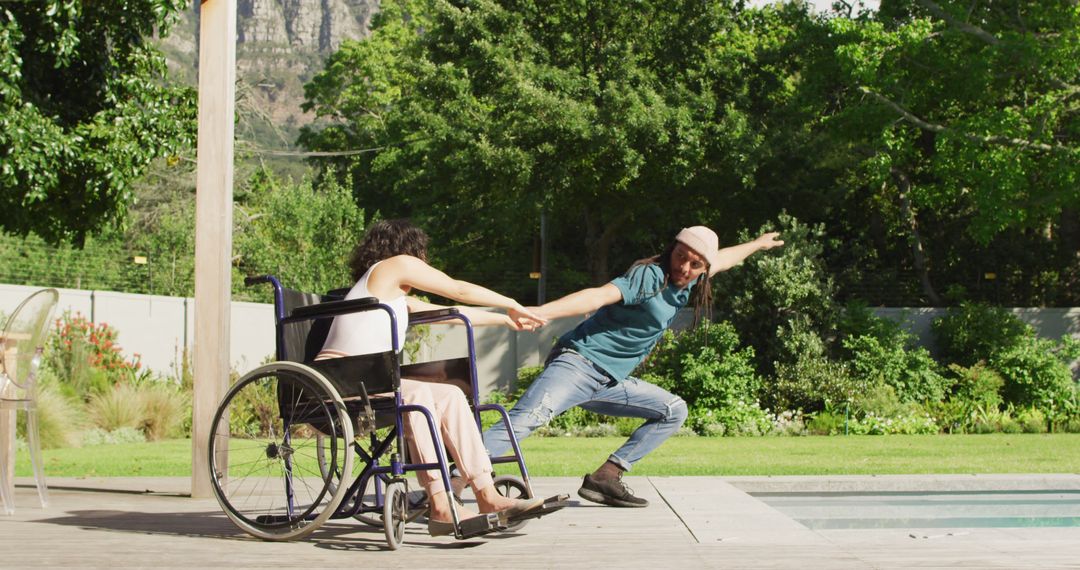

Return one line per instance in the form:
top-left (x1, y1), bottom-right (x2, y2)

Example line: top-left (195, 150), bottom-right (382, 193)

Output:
top-left (478, 226), bottom-right (782, 507)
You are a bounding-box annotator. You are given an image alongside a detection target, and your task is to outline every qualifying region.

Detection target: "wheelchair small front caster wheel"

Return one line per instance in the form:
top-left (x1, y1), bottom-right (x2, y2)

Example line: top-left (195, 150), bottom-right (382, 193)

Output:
top-left (383, 480), bottom-right (409, 549)
top-left (492, 475), bottom-right (531, 533)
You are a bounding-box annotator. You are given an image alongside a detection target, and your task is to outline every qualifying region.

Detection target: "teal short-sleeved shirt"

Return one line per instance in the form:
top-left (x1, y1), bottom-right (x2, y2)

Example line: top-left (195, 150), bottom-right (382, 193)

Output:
top-left (559, 263), bottom-right (693, 381)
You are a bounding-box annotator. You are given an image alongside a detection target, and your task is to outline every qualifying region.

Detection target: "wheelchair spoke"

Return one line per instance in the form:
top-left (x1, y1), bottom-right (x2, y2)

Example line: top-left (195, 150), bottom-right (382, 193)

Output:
top-left (209, 362), bottom-right (353, 540)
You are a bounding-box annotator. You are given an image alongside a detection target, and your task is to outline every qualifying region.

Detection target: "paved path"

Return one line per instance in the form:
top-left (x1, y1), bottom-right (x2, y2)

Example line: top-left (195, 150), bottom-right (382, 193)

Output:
top-left (2, 475), bottom-right (1078, 569)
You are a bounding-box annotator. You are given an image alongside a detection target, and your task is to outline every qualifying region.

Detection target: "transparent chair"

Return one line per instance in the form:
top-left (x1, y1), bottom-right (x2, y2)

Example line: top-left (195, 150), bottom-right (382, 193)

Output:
top-left (0, 288), bottom-right (59, 515)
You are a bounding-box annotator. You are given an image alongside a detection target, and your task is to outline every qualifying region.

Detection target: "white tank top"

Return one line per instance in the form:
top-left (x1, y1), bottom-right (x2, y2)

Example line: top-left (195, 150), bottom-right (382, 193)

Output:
top-left (319, 260), bottom-right (409, 356)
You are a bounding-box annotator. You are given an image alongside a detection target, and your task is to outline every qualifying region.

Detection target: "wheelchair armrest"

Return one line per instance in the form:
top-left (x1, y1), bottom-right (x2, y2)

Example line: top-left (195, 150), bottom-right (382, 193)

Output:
top-left (288, 296), bottom-right (380, 321)
top-left (408, 308), bottom-right (461, 326)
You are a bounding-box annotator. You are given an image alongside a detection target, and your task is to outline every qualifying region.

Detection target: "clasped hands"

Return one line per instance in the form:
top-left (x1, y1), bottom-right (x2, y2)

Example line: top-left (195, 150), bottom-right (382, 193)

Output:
top-left (508, 305), bottom-right (549, 332)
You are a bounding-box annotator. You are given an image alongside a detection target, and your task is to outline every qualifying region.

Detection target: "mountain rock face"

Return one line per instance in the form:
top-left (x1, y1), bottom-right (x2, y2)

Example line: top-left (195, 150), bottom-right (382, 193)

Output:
top-left (237, 0), bottom-right (376, 53)
top-left (160, 0), bottom-right (379, 143)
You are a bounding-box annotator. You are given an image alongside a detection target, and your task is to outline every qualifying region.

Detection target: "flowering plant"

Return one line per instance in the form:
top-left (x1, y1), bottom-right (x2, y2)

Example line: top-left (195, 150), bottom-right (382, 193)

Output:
top-left (46, 311), bottom-right (141, 398)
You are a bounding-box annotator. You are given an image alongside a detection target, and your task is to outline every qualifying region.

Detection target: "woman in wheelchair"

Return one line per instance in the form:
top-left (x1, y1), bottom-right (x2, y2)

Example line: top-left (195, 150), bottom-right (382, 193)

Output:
top-left (316, 219), bottom-right (548, 536)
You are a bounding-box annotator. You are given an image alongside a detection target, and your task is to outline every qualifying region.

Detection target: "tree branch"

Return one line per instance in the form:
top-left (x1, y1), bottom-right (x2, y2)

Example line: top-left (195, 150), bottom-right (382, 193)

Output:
top-left (918, 0), bottom-right (1078, 93)
top-left (859, 86), bottom-right (1073, 154)
top-left (917, 0), bottom-right (1000, 45)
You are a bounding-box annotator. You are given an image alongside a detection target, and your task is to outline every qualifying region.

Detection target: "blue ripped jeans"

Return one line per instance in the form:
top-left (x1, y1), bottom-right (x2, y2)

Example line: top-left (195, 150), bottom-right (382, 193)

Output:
top-left (482, 349), bottom-right (688, 471)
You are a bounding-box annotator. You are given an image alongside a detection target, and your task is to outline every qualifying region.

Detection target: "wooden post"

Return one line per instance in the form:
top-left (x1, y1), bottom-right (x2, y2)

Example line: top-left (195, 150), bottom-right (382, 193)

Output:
top-left (191, 0), bottom-right (236, 499)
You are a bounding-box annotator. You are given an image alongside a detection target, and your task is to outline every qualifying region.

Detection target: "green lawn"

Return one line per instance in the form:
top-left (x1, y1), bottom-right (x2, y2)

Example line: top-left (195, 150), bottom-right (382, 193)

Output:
top-left (16, 433), bottom-right (1080, 478)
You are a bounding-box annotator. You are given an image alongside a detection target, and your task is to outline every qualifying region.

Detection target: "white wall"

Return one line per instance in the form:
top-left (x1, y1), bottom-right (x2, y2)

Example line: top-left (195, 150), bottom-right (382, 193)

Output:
top-left (4, 283), bottom-right (1077, 392)
top-left (1, 284), bottom-right (274, 379)
top-left (872, 307), bottom-right (1080, 354)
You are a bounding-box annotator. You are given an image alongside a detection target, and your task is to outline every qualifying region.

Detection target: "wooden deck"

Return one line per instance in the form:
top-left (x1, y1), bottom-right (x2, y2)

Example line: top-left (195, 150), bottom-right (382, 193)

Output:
top-left (2, 475), bottom-right (1079, 569)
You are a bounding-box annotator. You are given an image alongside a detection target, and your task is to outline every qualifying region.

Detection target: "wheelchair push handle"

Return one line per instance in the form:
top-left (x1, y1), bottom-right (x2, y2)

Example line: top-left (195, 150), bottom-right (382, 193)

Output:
top-left (244, 275), bottom-right (274, 287)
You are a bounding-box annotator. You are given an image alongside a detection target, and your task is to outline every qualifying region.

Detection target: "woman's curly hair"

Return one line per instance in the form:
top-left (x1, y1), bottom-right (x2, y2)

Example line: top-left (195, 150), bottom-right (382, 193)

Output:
top-left (348, 219), bottom-right (429, 282)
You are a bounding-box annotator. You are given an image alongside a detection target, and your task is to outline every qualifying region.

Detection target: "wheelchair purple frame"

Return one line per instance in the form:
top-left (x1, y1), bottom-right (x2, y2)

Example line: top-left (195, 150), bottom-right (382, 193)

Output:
top-left (247, 275), bottom-right (534, 528)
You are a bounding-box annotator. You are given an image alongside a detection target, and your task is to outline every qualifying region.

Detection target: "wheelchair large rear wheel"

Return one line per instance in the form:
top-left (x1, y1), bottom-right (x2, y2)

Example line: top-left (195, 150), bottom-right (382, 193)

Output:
top-left (209, 362), bottom-right (354, 541)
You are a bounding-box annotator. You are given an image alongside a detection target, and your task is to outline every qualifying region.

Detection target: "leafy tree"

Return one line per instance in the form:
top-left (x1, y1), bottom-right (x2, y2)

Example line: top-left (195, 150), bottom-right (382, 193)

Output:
top-left (0, 1), bottom-right (196, 244)
top-left (301, 0), bottom-right (774, 293)
top-left (822, 0), bottom-right (1080, 303)
top-left (233, 169), bottom-right (367, 300)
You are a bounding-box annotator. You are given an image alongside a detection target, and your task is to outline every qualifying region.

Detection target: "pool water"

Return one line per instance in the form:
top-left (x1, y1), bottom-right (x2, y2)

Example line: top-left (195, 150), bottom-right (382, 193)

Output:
top-left (752, 490), bottom-right (1080, 529)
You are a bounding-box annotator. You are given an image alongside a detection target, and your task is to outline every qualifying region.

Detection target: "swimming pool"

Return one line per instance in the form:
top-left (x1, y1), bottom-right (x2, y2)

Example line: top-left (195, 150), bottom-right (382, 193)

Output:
top-left (752, 489), bottom-right (1080, 529)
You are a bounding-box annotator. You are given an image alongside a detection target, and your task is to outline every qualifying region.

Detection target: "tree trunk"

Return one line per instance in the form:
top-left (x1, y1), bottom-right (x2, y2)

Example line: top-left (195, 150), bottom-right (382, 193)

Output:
top-left (583, 208), bottom-right (610, 285)
top-left (582, 206), bottom-right (628, 285)
top-left (892, 170), bottom-right (943, 306)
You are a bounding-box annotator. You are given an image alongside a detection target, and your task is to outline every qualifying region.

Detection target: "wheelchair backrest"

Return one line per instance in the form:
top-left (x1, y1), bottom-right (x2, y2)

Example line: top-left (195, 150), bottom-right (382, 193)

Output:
top-left (279, 286), bottom-right (401, 398)
top-left (280, 287), bottom-right (346, 363)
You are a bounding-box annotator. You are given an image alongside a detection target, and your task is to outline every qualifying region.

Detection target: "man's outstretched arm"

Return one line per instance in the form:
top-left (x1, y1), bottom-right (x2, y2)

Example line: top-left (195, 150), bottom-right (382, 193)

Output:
top-left (533, 284), bottom-right (623, 320)
top-left (712, 232), bottom-right (784, 272)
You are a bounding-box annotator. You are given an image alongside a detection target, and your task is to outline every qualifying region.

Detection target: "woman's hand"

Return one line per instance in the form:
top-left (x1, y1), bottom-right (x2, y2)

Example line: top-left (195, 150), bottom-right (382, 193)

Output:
top-left (508, 304), bottom-right (547, 331)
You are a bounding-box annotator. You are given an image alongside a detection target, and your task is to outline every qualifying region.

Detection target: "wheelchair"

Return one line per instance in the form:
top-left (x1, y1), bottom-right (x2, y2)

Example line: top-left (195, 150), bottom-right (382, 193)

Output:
top-left (208, 275), bottom-right (565, 549)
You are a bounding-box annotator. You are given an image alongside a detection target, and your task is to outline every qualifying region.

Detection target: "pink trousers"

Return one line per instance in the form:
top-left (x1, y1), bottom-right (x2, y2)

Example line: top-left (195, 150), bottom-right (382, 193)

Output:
top-left (399, 379), bottom-right (494, 496)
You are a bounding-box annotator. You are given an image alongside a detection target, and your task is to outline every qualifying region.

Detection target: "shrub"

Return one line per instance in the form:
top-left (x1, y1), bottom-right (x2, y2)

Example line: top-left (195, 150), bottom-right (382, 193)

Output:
top-left (16, 373), bottom-right (85, 449)
top-left (840, 304), bottom-right (951, 403)
top-left (846, 409), bottom-right (938, 435)
top-left (932, 302), bottom-right (1031, 366)
top-left (939, 363), bottom-right (1004, 433)
top-left (137, 381), bottom-right (190, 440)
top-left (991, 336), bottom-right (1079, 422)
top-left (81, 427), bottom-right (147, 446)
top-left (44, 312), bottom-right (142, 400)
top-left (847, 385), bottom-right (939, 435)
top-left (842, 335), bottom-right (950, 403)
top-left (687, 401), bottom-right (772, 437)
top-left (87, 383), bottom-right (145, 432)
top-left (637, 321), bottom-right (762, 411)
top-left (1016, 408), bottom-right (1048, 434)
top-left (806, 410), bottom-right (846, 435)
top-left (712, 213), bottom-right (838, 377)
top-left (227, 375), bottom-right (278, 437)
top-left (767, 409), bottom-right (807, 436)
top-left (769, 317), bottom-right (856, 412)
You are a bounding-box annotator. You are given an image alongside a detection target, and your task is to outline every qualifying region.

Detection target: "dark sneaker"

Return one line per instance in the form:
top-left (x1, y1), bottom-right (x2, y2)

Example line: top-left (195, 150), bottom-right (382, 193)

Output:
top-left (577, 473), bottom-right (648, 508)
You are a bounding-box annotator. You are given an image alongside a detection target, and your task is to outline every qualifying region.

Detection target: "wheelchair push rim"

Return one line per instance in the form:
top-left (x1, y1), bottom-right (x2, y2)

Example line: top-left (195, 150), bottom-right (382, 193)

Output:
top-left (209, 361), bottom-right (354, 541)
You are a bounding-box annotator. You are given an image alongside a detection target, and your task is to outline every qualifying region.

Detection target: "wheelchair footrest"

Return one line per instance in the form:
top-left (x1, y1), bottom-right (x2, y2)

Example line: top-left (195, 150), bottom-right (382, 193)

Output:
top-left (456, 512), bottom-right (503, 539)
top-left (504, 494), bottom-right (569, 524)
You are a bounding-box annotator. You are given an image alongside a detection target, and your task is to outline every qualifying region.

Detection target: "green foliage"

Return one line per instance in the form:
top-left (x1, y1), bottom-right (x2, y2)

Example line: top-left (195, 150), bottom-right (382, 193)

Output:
top-left (300, 0), bottom-right (771, 292)
top-left (932, 302), bottom-right (1032, 366)
top-left (713, 213), bottom-right (838, 377)
top-left (842, 334), bottom-right (949, 403)
top-left (846, 385), bottom-right (938, 435)
top-left (86, 383), bottom-right (145, 432)
top-left (934, 362), bottom-right (1005, 434)
top-left (829, 1), bottom-right (1080, 246)
top-left (81, 427), bottom-right (147, 447)
top-left (15, 377), bottom-right (84, 449)
top-left (227, 376), bottom-right (277, 438)
top-left (0, 1), bottom-right (196, 243)
top-left (990, 336), bottom-right (1080, 423)
top-left (772, 348), bottom-right (856, 414)
top-left (233, 168), bottom-right (366, 300)
top-left (686, 401), bottom-right (773, 437)
top-left (44, 312), bottom-right (142, 400)
top-left (136, 381), bottom-right (190, 441)
top-left (933, 303), bottom-right (1078, 423)
top-left (806, 411), bottom-right (846, 436)
top-left (638, 322), bottom-right (762, 412)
